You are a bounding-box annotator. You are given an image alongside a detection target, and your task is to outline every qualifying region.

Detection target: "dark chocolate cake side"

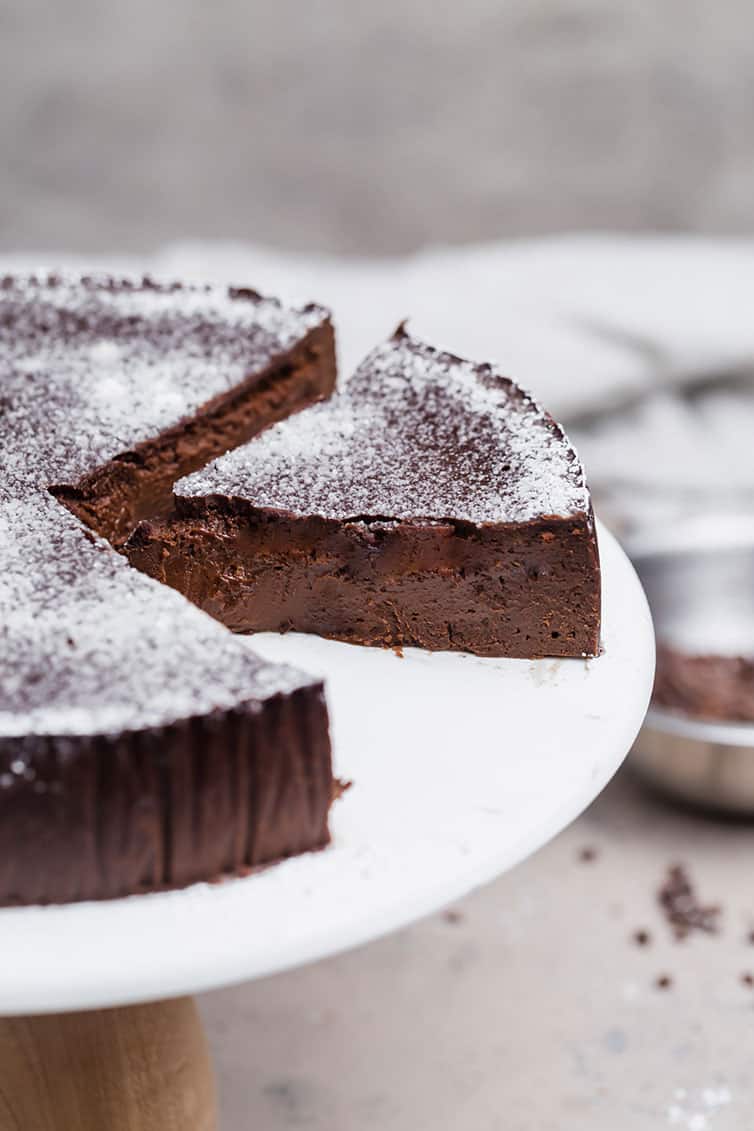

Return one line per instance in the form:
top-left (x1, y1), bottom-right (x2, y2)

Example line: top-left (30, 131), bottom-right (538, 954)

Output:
top-left (129, 328), bottom-right (601, 658)
top-left (653, 644), bottom-right (754, 723)
top-left (0, 273), bottom-right (336, 906)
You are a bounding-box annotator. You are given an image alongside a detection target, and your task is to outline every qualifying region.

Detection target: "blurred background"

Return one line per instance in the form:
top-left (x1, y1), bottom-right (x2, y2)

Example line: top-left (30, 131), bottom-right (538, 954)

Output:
top-left (4, 0), bottom-right (754, 254)
top-left (5, 3), bottom-right (754, 1129)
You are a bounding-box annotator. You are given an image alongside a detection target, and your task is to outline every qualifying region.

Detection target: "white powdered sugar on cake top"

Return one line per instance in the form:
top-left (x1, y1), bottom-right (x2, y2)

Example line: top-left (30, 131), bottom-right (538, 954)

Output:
top-left (0, 272), bottom-right (327, 491)
top-left (0, 486), bottom-right (313, 738)
top-left (177, 331), bottom-right (591, 526)
top-left (0, 273), bottom-right (326, 735)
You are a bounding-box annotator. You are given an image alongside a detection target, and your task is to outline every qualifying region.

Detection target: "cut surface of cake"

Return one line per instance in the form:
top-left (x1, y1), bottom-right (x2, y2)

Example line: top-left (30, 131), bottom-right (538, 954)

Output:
top-left (14, 274), bottom-right (337, 543)
top-left (0, 272), bottom-right (336, 905)
top-left (129, 327), bottom-right (601, 658)
top-left (653, 644), bottom-right (754, 722)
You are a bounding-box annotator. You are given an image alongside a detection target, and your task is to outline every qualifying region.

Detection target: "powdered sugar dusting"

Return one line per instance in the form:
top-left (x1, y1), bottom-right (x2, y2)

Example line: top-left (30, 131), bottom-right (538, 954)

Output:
top-left (179, 331), bottom-right (590, 524)
top-left (0, 272), bottom-right (327, 491)
top-left (0, 273), bottom-right (325, 737)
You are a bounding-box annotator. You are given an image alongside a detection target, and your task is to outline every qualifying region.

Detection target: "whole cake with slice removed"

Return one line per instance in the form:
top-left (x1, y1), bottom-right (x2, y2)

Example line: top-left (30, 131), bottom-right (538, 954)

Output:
top-left (0, 272), bottom-right (336, 905)
top-left (129, 327), bottom-right (601, 658)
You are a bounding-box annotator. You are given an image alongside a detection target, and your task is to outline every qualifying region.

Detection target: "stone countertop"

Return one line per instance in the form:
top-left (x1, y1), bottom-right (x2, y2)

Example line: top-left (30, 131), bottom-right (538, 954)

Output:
top-left (201, 766), bottom-right (754, 1130)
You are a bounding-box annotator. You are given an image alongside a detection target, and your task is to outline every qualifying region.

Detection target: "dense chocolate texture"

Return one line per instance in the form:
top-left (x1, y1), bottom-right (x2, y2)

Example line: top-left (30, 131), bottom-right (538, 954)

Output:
top-left (0, 273), bottom-right (336, 905)
top-left (129, 329), bottom-right (601, 658)
top-left (654, 644), bottom-right (754, 723)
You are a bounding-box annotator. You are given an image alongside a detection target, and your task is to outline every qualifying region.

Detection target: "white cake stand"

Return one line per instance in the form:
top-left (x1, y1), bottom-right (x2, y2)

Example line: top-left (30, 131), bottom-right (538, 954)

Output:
top-left (0, 522), bottom-right (654, 1129)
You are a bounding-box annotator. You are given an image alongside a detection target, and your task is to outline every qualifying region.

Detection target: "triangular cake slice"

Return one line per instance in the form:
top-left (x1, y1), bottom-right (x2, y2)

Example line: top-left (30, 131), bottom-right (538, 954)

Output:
top-left (130, 328), bottom-right (601, 658)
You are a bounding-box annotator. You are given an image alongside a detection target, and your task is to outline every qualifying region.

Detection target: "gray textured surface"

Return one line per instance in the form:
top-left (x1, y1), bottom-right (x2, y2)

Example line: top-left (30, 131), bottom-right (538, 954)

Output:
top-left (3, 0), bottom-right (754, 254)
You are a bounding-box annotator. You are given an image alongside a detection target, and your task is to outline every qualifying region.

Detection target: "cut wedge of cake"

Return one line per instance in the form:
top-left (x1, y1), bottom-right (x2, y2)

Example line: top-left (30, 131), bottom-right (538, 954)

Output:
top-left (129, 327), bottom-right (601, 658)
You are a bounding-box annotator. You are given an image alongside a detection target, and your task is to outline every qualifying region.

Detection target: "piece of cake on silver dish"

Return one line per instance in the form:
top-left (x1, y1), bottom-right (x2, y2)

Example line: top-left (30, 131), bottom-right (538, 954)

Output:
top-left (630, 514), bottom-right (754, 814)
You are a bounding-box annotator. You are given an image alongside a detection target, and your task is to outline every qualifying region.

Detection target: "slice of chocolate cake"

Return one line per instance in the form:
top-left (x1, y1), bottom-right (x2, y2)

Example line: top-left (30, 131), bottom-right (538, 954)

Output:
top-left (0, 272), bottom-right (336, 905)
top-left (653, 644), bottom-right (754, 722)
top-left (129, 328), bottom-right (601, 658)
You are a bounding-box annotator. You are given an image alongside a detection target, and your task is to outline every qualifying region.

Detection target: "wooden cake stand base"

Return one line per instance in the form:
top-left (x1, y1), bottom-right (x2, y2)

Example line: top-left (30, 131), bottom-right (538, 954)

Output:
top-left (0, 997), bottom-right (216, 1130)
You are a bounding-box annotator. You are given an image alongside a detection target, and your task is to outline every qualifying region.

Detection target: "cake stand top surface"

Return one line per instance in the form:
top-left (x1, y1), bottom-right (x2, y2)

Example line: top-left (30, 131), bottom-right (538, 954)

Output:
top-left (0, 522), bottom-right (653, 1015)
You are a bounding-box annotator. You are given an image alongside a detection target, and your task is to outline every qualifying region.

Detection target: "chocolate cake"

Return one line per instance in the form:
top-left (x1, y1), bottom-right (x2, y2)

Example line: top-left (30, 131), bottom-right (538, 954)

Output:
top-left (0, 272), bottom-right (336, 905)
top-left (128, 328), bottom-right (601, 658)
top-left (3, 277), bottom-right (601, 906)
top-left (654, 644), bottom-right (754, 722)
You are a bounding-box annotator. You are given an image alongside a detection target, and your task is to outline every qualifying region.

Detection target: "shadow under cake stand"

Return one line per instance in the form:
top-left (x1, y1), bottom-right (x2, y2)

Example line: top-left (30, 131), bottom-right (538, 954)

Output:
top-left (0, 522), bottom-right (654, 1129)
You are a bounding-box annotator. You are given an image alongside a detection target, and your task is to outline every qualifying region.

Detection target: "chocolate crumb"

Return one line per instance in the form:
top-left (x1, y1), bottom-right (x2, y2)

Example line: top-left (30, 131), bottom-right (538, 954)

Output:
top-left (578, 846), bottom-right (598, 863)
top-left (741, 972), bottom-right (754, 988)
top-left (633, 929), bottom-right (651, 947)
top-left (443, 909), bottom-right (464, 925)
top-left (657, 864), bottom-right (720, 941)
top-left (655, 974), bottom-right (673, 990)
top-left (332, 778), bottom-right (353, 801)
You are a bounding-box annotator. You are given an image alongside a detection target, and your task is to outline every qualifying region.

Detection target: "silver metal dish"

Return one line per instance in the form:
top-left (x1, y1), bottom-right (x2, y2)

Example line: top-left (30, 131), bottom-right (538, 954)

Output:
top-left (633, 707), bottom-right (754, 813)
top-left (629, 514), bottom-right (754, 813)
